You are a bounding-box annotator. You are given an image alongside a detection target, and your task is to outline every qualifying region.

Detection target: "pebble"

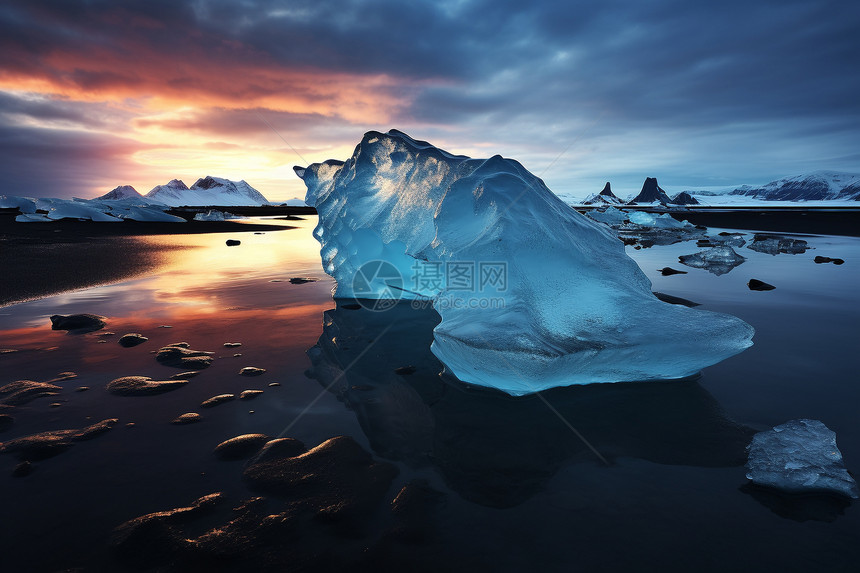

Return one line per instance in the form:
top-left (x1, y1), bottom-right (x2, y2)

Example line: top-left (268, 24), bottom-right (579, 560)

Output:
top-left (200, 394), bottom-right (236, 408)
top-left (119, 333), bottom-right (149, 348)
top-left (239, 390), bottom-right (263, 401)
top-left (106, 376), bottom-right (188, 396)
top-left (171, 413), bottom-right (202, 425)
top-left (239, 367), bottom-right (266, 376)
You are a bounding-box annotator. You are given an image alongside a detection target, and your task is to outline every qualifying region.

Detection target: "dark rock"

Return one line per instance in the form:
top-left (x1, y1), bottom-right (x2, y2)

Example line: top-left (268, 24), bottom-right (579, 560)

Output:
top-left (239, 367), bottom-right (266, 376)
top-left (289, 277), bottom-right (318, 284)
top-left (814, 256), bottom-right (845, 265)
top-left (112, 492), bottom-right (224, 567)
top-left (171, 371), bottom-right (201, 380)
top-left (156, 345), bottom-right (214, 369)
top-left (658, 267), bottom-right (687, 276)
top-left (254, 438), bottom-right (308, 463)
top-left (243, 436), bottom-right (398, 522)
top-left (226, 239), bottom-right (241, 246)
top-left (0, 380), bottom-right (62, 406)
top-left (214, 433), bottom-right (271, 460)
top-left (0, 419), bottom-right (118, 460)
top-left (388, 479), bottom-right (446, 543)
top-left (627, 177), bottom-right (672, 205)
top-left (653, 292), bottom-right (701, 307)
top-left (0, 413), bottom-right (14, 432)
top-left (118, 333), bottom-right (149, 347)
top-left (107, 376), bottom-right (188, 396)
top-left (171, 413), bottom-right (202, 425)
top-left (394, 366), bottom-right (416, 375)
top-left (74, 418), bottom-right (119, 440)
top-left (239, 390), bottom-right (264, 400)
top-left (50, 313), bottom-right (107, 333)
top-left (201, 394), bottom-right (236, 408)
top-left (748, 279), bottom-right (776, 291)
top-left (669, 191), bottom-right (699, 205)
top-left (12, 461), bottom-right (33, 477)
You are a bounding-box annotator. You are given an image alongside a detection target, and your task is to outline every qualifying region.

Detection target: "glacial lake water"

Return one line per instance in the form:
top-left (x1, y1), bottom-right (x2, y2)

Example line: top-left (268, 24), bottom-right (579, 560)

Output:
top-left (0, 215), bottom-right (858, 571)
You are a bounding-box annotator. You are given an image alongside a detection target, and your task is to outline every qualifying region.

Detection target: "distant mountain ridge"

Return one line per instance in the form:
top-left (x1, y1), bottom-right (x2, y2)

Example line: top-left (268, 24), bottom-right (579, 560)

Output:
top-left (583, 182), bottom-right (624, 205)
top-left (95, 185), bottom-right (145, 201)
top-left (687, 171), bottom-right (860, 201)
top-left (626, 178), bottom-right (699, 206)
top-left (144, 176), bottom-right (270, 207)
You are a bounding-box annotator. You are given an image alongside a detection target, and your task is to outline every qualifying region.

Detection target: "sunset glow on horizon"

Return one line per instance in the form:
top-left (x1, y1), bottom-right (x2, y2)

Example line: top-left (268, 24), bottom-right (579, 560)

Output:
top-left (2, 0), bottom-right (858, 201)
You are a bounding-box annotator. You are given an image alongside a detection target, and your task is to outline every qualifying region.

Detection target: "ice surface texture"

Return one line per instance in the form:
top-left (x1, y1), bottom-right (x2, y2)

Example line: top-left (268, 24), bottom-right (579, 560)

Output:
top-left (296, 130), bottom-right (754, 395)
top-left (746, 419), bottom-right (858, 499)
top-left (679, 246), bottom-right (746, 276)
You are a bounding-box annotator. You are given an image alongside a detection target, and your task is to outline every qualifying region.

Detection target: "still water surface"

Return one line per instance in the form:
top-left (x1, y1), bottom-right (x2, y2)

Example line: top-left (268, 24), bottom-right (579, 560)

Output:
top-left (0, 216), bottom-right (858, 571)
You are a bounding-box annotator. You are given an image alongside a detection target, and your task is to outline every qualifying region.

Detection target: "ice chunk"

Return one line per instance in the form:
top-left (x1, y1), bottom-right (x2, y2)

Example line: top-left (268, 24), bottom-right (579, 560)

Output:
top-left (39, 198), bottom-right (122, 222)
top-left (0, 195), bottom-right (38, 213)
top-left (585, 206), bottom-right (628, 226)
top-left (746, 419), bottom-right (858, 499)
top-left (194, 210), bottom-right (226, 221)
top-left (115, 205), bottom-right (187, 222)
top-left (679, 246), bottom-right (746, 275)
top-left (15, 213), bottom-right (52, 222)
top-left (747, 233), bottom-right (808, 255)
top-left (296, 130), bottom-right (754, 395)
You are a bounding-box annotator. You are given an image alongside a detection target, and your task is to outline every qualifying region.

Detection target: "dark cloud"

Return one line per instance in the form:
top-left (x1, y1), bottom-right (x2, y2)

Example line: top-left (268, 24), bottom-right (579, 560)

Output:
top-left (0, 123), bottom-right (147, 197)
top-left (0, 92), bottom-right (133, 130)
top-left (0, 0), bottom-right (857, 197)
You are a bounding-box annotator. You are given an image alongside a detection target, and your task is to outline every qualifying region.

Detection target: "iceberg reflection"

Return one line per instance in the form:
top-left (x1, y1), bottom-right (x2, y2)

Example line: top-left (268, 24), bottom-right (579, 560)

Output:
top-left (307, 301), bottom-right (755, 508)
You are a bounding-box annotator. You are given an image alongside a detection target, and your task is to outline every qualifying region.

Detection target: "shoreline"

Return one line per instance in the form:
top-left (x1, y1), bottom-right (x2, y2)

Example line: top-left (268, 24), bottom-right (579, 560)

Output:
top-left (0, 213), bottom-right (298, 307)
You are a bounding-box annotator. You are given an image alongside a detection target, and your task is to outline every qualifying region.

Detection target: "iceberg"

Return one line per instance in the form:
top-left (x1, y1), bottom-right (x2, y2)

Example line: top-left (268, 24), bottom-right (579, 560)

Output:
top-left (295, 130), bottom-right (754, 395)
top-left (679, 246), bottom-right (746, 275)
top-left (0, 195), bottom-right (38, 213)
top-left (746, 419), bottom-right (858, 499)
top-left (747, 233), bottom-right (808, 255)
top-left (585, 206), bottom-right (628, 226)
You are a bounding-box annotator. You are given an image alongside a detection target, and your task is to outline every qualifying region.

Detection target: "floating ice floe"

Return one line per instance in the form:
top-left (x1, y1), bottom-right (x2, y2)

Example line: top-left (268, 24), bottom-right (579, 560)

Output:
top-left (747, 233), bottom-right (809, 255)
top-left (295, 129), bottom-right (754, 395)
top-left (193, 210), bottom-right (245, 221)
top-left (0, 195), bottom-right (37, 213)
top-left (1, 195), bottom-right (186, 223)
top-left (679, 246), bottom-right (746, 275)
top-left (585, 206), bottom-right (628, 226)
top-left (746, 419), bottom-right (858, 499)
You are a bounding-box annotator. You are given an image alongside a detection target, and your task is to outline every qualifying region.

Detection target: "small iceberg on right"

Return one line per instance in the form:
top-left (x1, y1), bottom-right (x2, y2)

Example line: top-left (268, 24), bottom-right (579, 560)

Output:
top-left (746, 419), bottom-right (858, 499)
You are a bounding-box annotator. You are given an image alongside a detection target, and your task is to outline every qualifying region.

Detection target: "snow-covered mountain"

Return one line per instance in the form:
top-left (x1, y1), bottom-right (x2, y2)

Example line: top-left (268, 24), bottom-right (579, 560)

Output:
top-left (145, 177), bottom-right (270, 207)
top-left (687, 171), bottom-right (860, 201)
top-left (96, 185), bottom-right (145, 201)
top-left (583, 182), bottom-right (624, 205)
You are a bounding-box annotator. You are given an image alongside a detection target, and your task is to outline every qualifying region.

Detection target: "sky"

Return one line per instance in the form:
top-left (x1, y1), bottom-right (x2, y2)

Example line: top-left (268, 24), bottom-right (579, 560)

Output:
top-left (1, 0), bottom-right (858, 202)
